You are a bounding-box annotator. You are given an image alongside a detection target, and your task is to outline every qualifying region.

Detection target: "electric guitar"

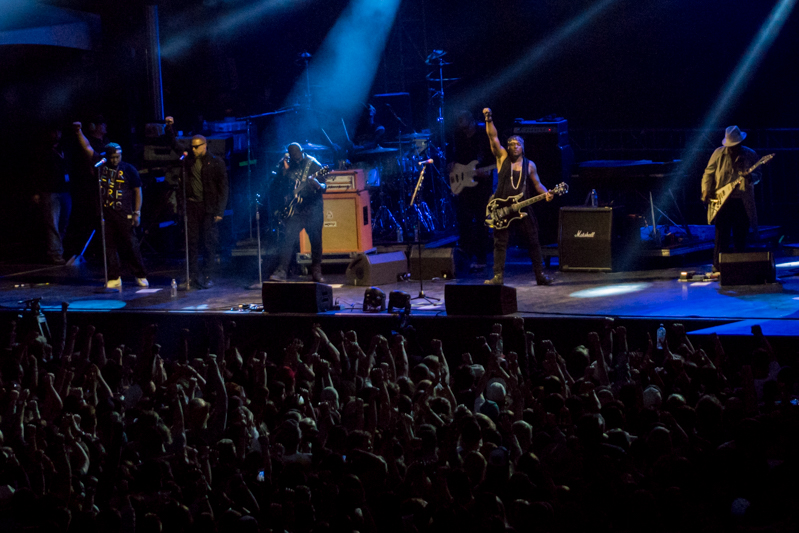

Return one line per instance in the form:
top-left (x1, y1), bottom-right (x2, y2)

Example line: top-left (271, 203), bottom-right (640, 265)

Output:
top-left (485, 182), bottom-right (569, 230)
top-left (449, 160), bottom-right (496, 195)
top-left (706, 153), bottom-right (774, 224)
top-left (279, 166), bottom-right (331, 220)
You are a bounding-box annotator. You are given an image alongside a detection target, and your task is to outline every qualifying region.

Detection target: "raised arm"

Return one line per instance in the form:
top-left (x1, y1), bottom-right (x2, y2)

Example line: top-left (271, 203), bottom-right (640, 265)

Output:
top-left (482, 108), bottom-right (506, 164)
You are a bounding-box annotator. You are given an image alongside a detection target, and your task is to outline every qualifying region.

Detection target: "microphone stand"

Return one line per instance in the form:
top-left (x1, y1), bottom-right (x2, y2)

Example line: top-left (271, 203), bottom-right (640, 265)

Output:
top-left (180, 156), bottom-right (191, 290)
top-left (409, 163), bottom-right (439, 304)
top-left (97, 163), bottom-right (110, 288)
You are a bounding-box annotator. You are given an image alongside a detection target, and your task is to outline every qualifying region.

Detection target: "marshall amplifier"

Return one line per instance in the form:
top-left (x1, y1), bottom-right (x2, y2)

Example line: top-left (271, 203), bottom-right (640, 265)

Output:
top-left (559, 207), bottom-right (634, 272)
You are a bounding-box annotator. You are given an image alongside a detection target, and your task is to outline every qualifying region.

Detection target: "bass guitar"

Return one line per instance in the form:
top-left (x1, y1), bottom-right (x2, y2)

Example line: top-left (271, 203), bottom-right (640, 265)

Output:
top-left (485, 182), bottom-right (569, 230)
top-left (449, 160), bottom-right (496, 195)
top-left (279, 166), bottom-right (331, 220)
top-left (706, 153), bottom-right (774, 224)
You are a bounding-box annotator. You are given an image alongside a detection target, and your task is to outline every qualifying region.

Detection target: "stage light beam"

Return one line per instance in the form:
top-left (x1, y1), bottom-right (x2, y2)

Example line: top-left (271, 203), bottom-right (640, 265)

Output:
top-left (672, 0), bottom-right (797, 183)
top-left (459, 0), bottom-right (620, 108)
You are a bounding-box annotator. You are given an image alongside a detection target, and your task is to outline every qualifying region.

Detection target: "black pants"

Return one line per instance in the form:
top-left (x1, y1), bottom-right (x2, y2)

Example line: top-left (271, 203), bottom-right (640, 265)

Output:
top-left (104, 210), bottom-right (146, 279)
top-left (456, 181), bottom-right (492, 264)
top-left (713, 197), bottom-right (750, 270)
top-left (187, 201), bottom-right (219, 281)
top-left (492, 211), bottom-right (545, 278)
top-left (278, 203), bottom-right (324, 270)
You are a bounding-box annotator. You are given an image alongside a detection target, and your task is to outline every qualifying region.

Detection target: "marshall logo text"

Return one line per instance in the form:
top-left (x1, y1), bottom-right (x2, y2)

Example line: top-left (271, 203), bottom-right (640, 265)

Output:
top-left (574, 231), bottom-right (596, 238)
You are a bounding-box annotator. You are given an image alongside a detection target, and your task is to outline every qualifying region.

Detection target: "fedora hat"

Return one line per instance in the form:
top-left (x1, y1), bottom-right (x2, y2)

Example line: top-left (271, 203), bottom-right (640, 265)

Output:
top-left (722, 125), bottom-right (746, 146)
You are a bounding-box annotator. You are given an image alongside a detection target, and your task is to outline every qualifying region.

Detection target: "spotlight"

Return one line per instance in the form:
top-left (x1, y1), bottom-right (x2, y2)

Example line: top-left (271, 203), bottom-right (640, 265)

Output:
top-left (387, 290), bottom-right (411, 314)
top-left (362, 287), bottom-right (386, 312)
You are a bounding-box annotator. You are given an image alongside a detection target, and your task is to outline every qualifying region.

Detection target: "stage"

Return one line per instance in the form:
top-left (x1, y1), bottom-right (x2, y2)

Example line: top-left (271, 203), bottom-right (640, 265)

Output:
top-left (2, 244), bottom-right (799, 353)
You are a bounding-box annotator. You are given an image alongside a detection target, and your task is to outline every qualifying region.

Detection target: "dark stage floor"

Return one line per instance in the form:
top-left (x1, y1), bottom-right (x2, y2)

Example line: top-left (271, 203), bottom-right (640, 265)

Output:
top-left (2, 245), bottom-right (799, 340)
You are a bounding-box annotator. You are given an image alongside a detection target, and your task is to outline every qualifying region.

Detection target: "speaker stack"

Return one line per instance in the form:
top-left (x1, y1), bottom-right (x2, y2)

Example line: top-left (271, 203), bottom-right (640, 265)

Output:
top-left (513, 118), bottom-right (575, 245)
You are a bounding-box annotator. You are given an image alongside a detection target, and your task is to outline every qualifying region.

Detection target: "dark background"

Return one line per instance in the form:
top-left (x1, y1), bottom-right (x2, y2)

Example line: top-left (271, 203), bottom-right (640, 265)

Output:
top-left (2, 0), bottom-right (798, 258)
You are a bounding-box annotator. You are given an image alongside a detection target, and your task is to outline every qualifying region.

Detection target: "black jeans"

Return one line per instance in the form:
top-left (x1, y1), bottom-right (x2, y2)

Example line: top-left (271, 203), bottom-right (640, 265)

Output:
top-left (104, 209), bottom-right (146, 279)
top-left (713, 197), bottom-right (750, 270)
top-left (278, 203), bottom-right (324, 270)
top-left (492, 210), bottom-right (545, 278)
top-left (40, 192), bottom-right (71, 260)
top-left (187, 201), bottom-right (219, 281)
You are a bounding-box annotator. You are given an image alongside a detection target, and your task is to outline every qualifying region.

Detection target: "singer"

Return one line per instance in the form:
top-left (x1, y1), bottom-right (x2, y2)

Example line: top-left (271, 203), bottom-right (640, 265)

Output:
top-left (177, 134), bottom-right (229, 290)
top-left (482, 107), bottom-right (553, 287)
top-left (75, 131), bottom-right (148, 289)
top-left (269, 142), bottom-right (327, 283)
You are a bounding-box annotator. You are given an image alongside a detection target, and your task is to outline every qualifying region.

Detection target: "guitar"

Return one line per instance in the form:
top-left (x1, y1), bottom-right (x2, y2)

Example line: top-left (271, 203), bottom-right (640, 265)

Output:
top-left (706, 153), bottom-right (774, 224)
top-left (485, 182), bottom-right (569, 230)
top-left (279, 166), bottom-right (331, 220)
top-left (449, 160), bottom-right (497, 195)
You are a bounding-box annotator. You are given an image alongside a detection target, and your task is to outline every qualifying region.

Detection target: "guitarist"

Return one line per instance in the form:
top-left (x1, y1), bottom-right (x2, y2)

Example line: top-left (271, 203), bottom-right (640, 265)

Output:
top-left (270, 142), bottom-right (327, 282)
top-left (701, 126), bottom-right (761, 274)
top-left (448, 110), bottom-right (494, 271)
top-left (483, 108), bottom-right (553, 286)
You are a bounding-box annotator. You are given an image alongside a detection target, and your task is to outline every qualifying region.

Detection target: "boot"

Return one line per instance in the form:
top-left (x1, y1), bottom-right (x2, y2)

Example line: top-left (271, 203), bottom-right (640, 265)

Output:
top-left (536, 274), bottom-right (553, 286)
top-left (484, 273), bottom-right (504, 285)
top-left (311, 264), bottom-right (326, 283)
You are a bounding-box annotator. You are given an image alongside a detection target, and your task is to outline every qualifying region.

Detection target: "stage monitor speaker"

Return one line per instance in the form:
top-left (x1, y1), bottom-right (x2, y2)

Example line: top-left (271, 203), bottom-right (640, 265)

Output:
top-left (719, 252), bottom-right (776, 286)
top-left (409, 247), bottom-right (456, 280)
top-left (445, 283), bottom-right (518, 315)
top-left (345, 251), bottom-right (408, 286)
top-left (300, 191), bottom-right (372, 254)
top-left (559, 207), bottom-right (628, 272)
top-left (262, 282), bottom-right (333, 313)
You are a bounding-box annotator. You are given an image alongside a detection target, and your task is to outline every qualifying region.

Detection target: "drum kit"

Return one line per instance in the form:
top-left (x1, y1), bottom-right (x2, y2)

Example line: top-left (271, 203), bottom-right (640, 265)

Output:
top-left (350, 130), bottom-right (454, 243)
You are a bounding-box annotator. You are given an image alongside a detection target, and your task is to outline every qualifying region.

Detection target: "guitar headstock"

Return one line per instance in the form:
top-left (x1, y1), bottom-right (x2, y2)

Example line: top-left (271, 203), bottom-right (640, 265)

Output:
top-left (549, 182), bottom-right (569, 196)
top-left (317, 165), bottom-right (331, 177)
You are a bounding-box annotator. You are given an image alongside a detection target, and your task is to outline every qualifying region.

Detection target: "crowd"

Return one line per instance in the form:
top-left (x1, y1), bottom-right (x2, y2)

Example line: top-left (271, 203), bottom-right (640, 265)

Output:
top-left (0, 311), bottom-right (797, 533)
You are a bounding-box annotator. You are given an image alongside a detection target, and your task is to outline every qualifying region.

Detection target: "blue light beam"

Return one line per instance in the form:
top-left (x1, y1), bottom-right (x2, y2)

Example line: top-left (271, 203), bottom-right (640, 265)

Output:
top-left (283, 0), bottom-right (402, 129)
top-left (673, 0), bottom-right (797, 178)
top-left (162, 0), bottom-right (309, 59)
top-left (458, 0), bottom-right (620, 108)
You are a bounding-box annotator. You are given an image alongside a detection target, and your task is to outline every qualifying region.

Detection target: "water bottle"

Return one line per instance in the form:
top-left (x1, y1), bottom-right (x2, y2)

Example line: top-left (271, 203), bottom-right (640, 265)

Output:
top-left (396, 226), bottom-right (403, 242)
top-left (590, 189), bottom-right (598, 207)
top-left (656, 323), bottom-right (666, 350)
top-left (171, 278), bottom-right (178, 297)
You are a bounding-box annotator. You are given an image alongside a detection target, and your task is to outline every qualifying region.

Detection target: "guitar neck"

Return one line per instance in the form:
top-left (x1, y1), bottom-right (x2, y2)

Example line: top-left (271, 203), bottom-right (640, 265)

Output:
top-left (510, 191), bottom-right (548, 212)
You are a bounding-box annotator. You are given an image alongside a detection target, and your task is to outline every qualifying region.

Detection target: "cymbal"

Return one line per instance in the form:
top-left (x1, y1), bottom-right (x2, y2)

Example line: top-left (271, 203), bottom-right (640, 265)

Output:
top-left (301, 143), bottom-right (330, 151)
top-left (425, 49), bottom-right (447, 64)
top-left (356, 146), bottom-right (398, 155)
top-left (397, 132), bottom-right (430, 141)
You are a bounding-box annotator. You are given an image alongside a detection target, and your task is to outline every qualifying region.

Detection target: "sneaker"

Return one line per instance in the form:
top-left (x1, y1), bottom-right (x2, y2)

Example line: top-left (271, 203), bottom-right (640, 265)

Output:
top-left (484, 274), bottom-right (504, 285)
top-left (106, 277), bottom-right (122, 289)
top-left (269, 268), bottom-right (287, 282)
top-left (136, 277), bottom-right (150, 288)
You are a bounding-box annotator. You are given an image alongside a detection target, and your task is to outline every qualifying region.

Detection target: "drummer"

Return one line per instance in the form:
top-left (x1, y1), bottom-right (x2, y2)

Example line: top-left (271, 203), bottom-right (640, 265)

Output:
top-left (350, 104), bottom-right (385, 153)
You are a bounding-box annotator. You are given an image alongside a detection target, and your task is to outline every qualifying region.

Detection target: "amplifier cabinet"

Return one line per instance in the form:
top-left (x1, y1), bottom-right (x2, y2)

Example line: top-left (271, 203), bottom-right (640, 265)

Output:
top-left (325, 169), bottom-right (366, 193)
top-left (719, 252), bottom-right (776, 286)
top-left (559, 207), bottom-right (628, 272)
top-left (300, 191), bottom-right (372, 254)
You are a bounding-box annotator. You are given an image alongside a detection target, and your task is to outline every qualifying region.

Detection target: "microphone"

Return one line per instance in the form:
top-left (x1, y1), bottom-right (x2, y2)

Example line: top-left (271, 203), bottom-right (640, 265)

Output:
top-left (180, 151), bottom-right (188, 161)
top-left (94, 158), bottom-right (107, 168)
top-left (417, 159), bottom-right (434, 166)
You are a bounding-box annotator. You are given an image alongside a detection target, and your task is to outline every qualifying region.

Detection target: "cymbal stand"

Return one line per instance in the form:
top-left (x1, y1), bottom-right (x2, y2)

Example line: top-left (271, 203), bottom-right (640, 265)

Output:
top-left (410, 162), bottom-right (439, 305)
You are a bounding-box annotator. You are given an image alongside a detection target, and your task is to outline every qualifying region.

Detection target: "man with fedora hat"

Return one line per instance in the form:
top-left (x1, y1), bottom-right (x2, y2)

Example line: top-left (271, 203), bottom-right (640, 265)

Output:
top-left (701, 125), bottom-right (761, 272)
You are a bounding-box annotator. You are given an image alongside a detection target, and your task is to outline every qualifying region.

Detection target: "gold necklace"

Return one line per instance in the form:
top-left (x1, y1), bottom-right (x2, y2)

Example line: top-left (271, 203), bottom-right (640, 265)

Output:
top-left (510, 163), bottom-right (523, 190)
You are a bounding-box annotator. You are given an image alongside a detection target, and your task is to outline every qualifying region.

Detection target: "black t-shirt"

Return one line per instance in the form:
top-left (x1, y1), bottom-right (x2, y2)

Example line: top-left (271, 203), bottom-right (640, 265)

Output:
top-left (100, 161), bottom-right (142, 216)
top-left (452, 127), bottom-right (492, 167)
